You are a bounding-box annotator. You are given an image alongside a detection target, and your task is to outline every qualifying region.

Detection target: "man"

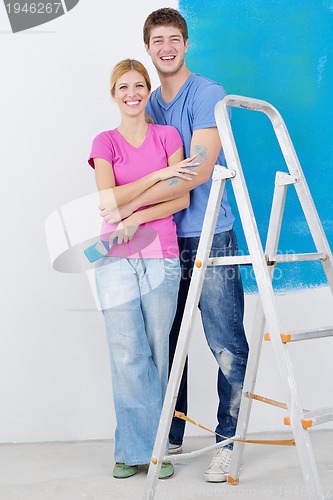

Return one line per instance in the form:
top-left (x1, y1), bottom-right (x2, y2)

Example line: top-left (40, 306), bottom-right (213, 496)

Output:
top-left (101, 7), bottom-right (249, 483)
top-left (143, 7), bottom-right (249, 483)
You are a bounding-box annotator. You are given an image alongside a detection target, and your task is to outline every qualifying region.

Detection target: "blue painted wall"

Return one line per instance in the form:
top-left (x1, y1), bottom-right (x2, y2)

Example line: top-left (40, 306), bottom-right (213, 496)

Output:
top-left (180, 0), bottom-right (333, 292)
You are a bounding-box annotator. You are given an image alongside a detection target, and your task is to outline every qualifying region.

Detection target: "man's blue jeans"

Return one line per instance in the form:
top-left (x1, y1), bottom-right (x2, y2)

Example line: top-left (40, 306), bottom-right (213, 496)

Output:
top-left (169, 229), bottom-right (249, 447)
top-left (95, 257), bottom-right (180, 465)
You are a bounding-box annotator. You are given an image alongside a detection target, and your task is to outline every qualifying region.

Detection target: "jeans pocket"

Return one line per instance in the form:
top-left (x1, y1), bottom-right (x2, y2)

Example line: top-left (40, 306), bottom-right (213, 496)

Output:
top-left (159, 258), bottom-right (181, 279)
top-left (210, 230), bottom-right (238, 258)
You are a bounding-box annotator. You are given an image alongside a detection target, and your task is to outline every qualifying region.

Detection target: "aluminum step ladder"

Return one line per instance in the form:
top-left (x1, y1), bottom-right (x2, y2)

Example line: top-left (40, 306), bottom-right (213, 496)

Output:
top-left (142, 95), bottom-right (333, 500)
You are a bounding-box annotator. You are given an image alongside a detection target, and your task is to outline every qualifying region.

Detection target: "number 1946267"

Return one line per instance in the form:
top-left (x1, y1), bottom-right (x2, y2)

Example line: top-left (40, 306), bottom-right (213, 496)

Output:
top-left (5, 3), bottom-right (62, 14)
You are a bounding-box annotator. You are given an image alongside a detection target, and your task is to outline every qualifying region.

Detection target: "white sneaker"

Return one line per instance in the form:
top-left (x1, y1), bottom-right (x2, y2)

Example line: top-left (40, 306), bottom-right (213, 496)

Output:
top-left (168, 443), bottom-right (183, 454)
top-left (204, 448), bottom-right (232, 482)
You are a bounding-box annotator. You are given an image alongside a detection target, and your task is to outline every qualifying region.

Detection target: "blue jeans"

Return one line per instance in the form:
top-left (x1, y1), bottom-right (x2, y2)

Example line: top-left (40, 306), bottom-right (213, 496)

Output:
top-left (169, 229), bottom-right (248, 447)
top-left (95, 257), bottom-right (180, 465)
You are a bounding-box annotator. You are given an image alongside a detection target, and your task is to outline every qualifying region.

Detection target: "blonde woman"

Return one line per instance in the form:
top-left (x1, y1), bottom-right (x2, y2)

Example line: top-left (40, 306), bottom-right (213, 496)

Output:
top-left (88, 59), bottom-right (197, 479)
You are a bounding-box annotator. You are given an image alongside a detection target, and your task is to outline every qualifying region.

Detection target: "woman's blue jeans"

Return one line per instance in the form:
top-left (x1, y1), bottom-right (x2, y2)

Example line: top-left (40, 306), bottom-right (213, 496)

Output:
top-left (95, 257), bottom-right (180, 465)
top-left (169, 229), bottom-right (249, 447)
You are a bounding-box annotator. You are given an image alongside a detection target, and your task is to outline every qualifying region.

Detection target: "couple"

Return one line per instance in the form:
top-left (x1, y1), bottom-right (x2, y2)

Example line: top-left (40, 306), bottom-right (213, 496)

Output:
top-left (88, 8), bottom-right (249, 482)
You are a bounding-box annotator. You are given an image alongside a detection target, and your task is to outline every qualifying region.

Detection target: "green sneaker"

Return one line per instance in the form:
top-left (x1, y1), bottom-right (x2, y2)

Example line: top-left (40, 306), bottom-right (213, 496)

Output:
top-left (112, 462), bottom-right (138, 479)
top-left (159, 461), bottom-right (174, 479)
top-left (145, 461), bottom-right (174, 479)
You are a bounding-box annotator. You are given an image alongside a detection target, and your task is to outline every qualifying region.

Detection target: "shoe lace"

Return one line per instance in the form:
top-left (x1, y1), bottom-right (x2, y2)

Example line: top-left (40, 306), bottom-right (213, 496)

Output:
top-left (211, 449), bottom-right (232, 470)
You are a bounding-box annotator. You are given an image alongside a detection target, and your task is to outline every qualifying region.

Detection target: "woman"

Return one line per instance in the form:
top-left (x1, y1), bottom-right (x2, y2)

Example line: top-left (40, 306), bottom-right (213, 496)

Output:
top-left (88, 59), bottom-right (197, 479)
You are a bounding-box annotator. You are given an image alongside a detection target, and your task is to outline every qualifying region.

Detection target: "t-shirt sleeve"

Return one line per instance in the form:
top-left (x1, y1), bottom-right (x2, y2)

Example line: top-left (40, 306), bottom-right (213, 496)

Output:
top-left (192, 82), bottom-right (230, 131)
top-left (163, 125), bottom-right (183, 158)
top-left (88, 132), bottom-right (114, 169)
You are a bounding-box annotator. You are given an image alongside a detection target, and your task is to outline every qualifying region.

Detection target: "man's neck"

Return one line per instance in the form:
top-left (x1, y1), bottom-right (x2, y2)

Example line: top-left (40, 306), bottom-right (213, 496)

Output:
top-left (159, 66), bottom-right (192, 103)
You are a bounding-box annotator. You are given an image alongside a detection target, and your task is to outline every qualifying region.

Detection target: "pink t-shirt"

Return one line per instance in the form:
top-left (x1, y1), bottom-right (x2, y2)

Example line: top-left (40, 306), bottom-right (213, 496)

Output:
top-left (88, 123), bottom-right (183, 258)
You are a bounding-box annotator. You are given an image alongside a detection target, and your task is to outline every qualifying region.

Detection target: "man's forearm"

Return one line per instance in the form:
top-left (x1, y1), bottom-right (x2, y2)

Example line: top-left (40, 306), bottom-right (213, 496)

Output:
top-left (134, 137), bottom-right (218, 210)
top-left (134, 168), bottom-right (207, 210)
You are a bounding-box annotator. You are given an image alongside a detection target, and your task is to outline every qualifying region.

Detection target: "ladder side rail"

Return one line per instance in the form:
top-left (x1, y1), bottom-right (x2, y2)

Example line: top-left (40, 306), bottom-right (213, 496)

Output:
top-left (143, 174), bottom-right (230, 500)
top-left (293, 178), bottom-right (333, 292)
top-left (265, 173), bottom-right (289, 256)
top-left (228, 298), bottom-right (266, 483)
top-left (215, 99), bottom-right (325, 499)
top-left (228, 176), bottom-right (289, 482)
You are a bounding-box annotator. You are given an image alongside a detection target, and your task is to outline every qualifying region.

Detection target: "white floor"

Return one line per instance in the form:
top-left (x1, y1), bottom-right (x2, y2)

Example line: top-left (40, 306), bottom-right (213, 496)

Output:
top-left (1, 432), bottom-right (332, 500)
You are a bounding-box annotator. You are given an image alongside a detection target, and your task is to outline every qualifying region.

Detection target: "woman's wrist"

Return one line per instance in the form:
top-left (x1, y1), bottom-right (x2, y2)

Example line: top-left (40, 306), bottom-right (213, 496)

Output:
top-left (126, 212), bottom-right (141, 226)
top-left (150, 170), bottom-right (162, 183)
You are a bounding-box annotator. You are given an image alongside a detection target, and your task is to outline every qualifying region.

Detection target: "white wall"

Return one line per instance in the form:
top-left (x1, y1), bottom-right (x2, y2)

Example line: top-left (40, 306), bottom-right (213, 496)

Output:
top-left (1, 0), bottom-right (332, 444)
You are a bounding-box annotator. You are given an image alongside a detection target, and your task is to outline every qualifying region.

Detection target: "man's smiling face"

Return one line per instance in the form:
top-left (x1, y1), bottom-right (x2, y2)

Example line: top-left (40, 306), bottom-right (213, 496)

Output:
top-left (145, 25), bottom-right (188, 76)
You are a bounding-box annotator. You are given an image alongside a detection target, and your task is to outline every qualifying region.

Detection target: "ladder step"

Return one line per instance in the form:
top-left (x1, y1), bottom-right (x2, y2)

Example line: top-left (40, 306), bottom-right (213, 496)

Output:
top-left (284, 406), bottom-right (333, 428)
top-left (268, 252), bottom-right (327, 264)
top-left (207, 252), bottom-right (326, 267)
top-left (264, 327), bottom-right (333, 343)
top-left (207, 255), bottom-right (252, 266)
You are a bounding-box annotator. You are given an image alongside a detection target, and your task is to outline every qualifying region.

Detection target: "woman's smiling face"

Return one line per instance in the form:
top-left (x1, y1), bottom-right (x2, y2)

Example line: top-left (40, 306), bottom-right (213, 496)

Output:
top-left (112, 69), bottom-right (150, 117)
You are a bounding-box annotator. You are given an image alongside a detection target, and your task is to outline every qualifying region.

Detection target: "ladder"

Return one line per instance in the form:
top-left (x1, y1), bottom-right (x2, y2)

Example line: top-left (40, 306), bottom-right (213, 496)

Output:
top-left (142, 95), bottom-right (333, 500)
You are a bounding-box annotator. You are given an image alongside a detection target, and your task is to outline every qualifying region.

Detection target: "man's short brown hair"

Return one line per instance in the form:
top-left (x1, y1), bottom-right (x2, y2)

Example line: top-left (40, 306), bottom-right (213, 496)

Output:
top-left (143, 8), bottom-right (188, 47)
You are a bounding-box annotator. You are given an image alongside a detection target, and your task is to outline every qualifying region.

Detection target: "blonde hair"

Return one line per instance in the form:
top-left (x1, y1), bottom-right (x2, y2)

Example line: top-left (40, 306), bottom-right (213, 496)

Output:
top-left (110, 58), bottom-right (151, 97)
